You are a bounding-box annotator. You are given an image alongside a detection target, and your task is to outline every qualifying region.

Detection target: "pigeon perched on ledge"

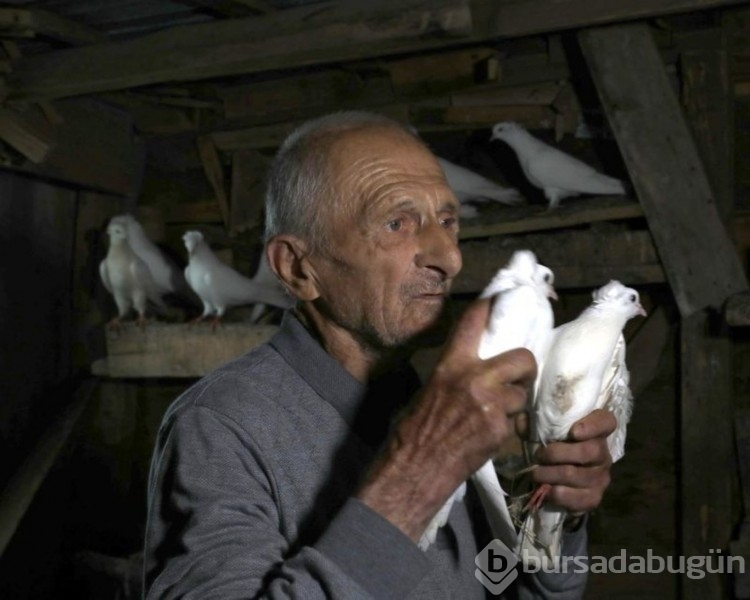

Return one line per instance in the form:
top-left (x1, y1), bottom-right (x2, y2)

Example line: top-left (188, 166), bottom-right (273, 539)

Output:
top-left (490, 121), bottom-right (626, 209)
top-left (519, 280), bottom-right (646, 565)
top-left (99, 219), bottom-right (166, 330)
top-left (183, 230), bottom-right (293, 328)
top-left (436, 156), bottom-right (523, 218)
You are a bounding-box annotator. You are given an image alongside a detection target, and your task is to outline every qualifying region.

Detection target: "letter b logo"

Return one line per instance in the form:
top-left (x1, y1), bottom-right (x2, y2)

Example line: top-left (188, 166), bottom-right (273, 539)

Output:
top-left (475, 540), bottom-right (518, 595)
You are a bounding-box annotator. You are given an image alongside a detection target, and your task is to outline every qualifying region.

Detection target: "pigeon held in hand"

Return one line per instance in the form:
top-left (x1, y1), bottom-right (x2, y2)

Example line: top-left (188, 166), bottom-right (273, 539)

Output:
top-left (99, 219), bottom-right (167, 330)
top-left (519, 280), bottom-right (646, 564)
top-left (418, 250), bottom-right (557, 553)
top-left (183, 230), bottom-right (293, 329)
top-left (491, 121), bottom-right (626, 209)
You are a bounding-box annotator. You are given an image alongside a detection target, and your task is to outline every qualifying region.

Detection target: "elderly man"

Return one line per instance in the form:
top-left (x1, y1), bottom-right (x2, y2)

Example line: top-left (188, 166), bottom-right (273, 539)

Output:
top-left (143, 111), bottom-right (614, 598)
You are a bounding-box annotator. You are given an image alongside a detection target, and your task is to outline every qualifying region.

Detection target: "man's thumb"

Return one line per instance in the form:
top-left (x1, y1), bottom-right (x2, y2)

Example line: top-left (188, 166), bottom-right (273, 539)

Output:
top-left (441, 297), bottom-right (491, 362)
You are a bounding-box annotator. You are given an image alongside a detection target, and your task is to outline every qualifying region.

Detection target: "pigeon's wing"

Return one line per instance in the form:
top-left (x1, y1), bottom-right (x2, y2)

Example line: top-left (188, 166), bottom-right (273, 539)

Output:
top-left (418, 482), bottom-right (466, 551)
top-left (525, 147), bottom-right (623, 196)
top-left (130, 256), bottom-right (166, 309)
top-left (99, 260), bottom-right (113, 294)
top-left (596, 334), bottom-right (633, 463)
top-left (471, 460), bottom-right (518, 552)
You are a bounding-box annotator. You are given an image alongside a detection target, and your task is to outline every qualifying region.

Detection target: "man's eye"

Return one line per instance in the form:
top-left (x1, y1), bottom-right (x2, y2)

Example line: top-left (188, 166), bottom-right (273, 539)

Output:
top-left (387, 219), bottom-right (403, 232)
top-left (440, 216), bottom-right (457, 228)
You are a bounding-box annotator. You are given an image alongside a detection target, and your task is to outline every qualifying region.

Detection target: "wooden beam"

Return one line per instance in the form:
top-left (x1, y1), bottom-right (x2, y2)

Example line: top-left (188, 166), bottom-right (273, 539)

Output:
top-left (459, 196), bottom-right (644, 240)
top-left (0, 9), bottom-right (107, 46)
top-left (680, 312), bottom-right (734, 599)
top-left (8, 0), bottom-right (472, 102)
top-left (230, 149), bottom-right (268, 235)
top-left (0, 381), bottom-right (93, 557)
top-left (726, 290), bottom-right (750, 326)
top-left (8, 0), bottom-right (747, 102)
top-left (197, 136), bottom-right (230, 229)
top-left (579, 23), bottom-right (748, 318)
top-left (455, 228), bottom-right (663, 294)
top-left (0, 109), bottom-right (54, 163)
top-left (91, 322), bottom-right (278, 378)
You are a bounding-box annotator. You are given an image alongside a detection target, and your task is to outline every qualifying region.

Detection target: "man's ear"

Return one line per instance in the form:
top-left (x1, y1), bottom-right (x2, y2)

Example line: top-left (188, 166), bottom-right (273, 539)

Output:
top-left (266, 235), bottom-right (320, 301)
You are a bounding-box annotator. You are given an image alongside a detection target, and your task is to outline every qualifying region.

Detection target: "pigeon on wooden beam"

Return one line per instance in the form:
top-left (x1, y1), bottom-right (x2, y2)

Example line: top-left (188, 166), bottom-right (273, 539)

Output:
top-left (99, 219), bottom-right (167, 330)
top-left (436, 156), bottom-right (523, 218)
top-left (519, 280), bottom-right (645, 566)
top-left (490, 121), bottom-right (626, 209)
top-left (418, 250), bottom-right (557, 553)
top-left (182, 230), bottom-right (293, 329)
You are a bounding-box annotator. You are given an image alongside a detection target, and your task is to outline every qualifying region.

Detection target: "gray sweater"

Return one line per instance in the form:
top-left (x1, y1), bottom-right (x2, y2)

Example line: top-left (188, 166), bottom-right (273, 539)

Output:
top-left (143, 312), bottom-right (588, 599)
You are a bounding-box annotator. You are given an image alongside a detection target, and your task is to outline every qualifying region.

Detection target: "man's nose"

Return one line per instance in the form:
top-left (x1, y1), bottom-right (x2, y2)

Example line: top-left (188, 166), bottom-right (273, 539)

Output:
top-left (414, 221), bottom-right (462, 278)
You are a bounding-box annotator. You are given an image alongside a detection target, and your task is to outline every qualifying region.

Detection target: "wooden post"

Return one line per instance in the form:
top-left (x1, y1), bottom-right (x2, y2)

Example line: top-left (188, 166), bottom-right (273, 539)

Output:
top-left (580, 22), bottom-right (740, 599)
top-left (579, 23), bottom-right (747, 317)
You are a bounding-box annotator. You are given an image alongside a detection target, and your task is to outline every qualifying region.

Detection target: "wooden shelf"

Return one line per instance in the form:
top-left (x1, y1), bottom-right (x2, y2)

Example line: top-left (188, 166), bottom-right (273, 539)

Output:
top-left (91, 322), bottom-right (278, 379)
top-left (459, 195), bottom-right (644, 240)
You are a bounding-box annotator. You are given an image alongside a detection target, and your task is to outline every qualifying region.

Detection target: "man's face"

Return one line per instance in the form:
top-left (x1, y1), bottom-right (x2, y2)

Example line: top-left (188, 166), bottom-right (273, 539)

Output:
top-left (307, 126), bottom-right (462, 351)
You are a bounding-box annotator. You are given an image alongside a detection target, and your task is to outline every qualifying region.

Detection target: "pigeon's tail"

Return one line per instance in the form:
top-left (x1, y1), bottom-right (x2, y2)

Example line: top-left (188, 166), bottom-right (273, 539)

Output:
top-left (579, 172), bottom-right (626, 196)
top-left (467, 187), bottom-right (524, 206)
top-left (518, 505), bottom-right (565, 567)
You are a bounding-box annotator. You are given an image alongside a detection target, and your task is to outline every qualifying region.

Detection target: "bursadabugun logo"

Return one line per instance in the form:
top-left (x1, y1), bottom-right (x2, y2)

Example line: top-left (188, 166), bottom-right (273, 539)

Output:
top-left (475, 539), bottom-right (519, 594)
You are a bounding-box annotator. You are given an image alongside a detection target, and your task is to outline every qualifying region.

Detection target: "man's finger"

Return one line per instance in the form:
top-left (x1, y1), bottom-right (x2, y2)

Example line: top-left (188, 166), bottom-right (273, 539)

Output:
top-left (439, 298), bottom-right (492, 363)
top-left (567, 409), bottom-right (617, 442)
top-left (483, 347), bottom-right (537, 390)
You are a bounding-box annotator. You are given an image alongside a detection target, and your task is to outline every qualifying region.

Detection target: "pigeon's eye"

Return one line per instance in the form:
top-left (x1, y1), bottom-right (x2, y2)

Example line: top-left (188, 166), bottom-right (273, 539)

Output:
top-left (629, 293), bottom-right (637, 302)
top-left (543, 273), bottom-right (552, 283)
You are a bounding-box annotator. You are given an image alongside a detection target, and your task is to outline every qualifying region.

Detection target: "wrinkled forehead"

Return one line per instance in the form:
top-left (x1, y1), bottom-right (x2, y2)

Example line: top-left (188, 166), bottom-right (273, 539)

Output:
top-left (327, 125), bottom-right (450, 212)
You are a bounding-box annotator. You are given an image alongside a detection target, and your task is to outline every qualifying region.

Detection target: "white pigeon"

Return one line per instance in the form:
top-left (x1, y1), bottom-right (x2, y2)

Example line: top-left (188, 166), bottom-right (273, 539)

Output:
top-left (518, 280), bottom-right (646, 565)
top-left (99, 219), bottom-right (166, 329)
top-left (182, 230), bottom-right (293, 328)
top-left (490, 121), bottom-right (626, 209)
top-left (436, 157), bottom-right (523, 218)
top-left (110, 214), bottom-right (189, 300)
top-left (418, 250), bottom-right (557, 552)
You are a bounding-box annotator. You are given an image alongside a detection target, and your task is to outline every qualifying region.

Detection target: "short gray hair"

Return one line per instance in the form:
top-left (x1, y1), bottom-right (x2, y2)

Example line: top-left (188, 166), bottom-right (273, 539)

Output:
top-left (264, 111), bottom-right (421, 252)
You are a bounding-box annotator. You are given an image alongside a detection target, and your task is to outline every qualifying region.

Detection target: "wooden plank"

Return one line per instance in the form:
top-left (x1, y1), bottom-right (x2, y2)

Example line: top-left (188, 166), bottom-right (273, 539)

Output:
top-left (91, 322), bottom-right (278, 378)
top-left (0, 8), bottom-right (107, 46)
top-left (579, 23), bottom-right (748, 318)
top-left (8, 0), bottom-right (747, 102)
top-left (450, 81), bottom-right (563, 107)
top-left (0, 381), bottom-right (93, 557)
top-left (230, 148), bottom-right (268, 235)
top-left (165, 200), bottom-right (223, 224)
top-left (8, 0), bottom-right (473, 102)
top-left (3, 98), bottom-right (143, 196)
top-left (455, 228), bottom-right (663, 294)
top-left (219, 69), bottom-right (390, 120)
top-left (726, 290), bottom-right (750, 326)
top-left (681, 47), bottom-right (735, 223)
top-left (387, 47), bottom-right (497, 95)
top-left (197, 136), bottom-right (230, 229)
top-left (459, 195), bottom-right (644, 240)
top-left (409, 104), bottom-right (557, 129)
top-left (473, 0), bottom-right (750, 40)
top-left (0, 109), bottom-right (54, 163)
top-left (680, 312), bottom-right (734, 600)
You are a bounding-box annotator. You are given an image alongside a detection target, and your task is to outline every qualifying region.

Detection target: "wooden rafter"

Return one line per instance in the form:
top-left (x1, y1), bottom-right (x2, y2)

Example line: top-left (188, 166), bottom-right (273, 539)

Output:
top-left (6, 0), bottom-right (749, 102)
top-left (0, 8), bottom-right (106, 46)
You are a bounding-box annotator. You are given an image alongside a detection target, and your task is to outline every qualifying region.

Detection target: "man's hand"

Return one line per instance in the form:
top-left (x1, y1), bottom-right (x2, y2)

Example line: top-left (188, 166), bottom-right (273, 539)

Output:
top-left (357, 299), bottom-right (537, 542)
top-left (530, 409), bottom-right (616, 515)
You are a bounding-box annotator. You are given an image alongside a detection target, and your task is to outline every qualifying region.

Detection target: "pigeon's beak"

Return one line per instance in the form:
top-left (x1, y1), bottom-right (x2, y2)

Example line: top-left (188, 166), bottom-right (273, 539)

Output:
top-left (637, 303), bottom-right (647, 317)
top-left (548, 287), bottom-right (558, 301)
